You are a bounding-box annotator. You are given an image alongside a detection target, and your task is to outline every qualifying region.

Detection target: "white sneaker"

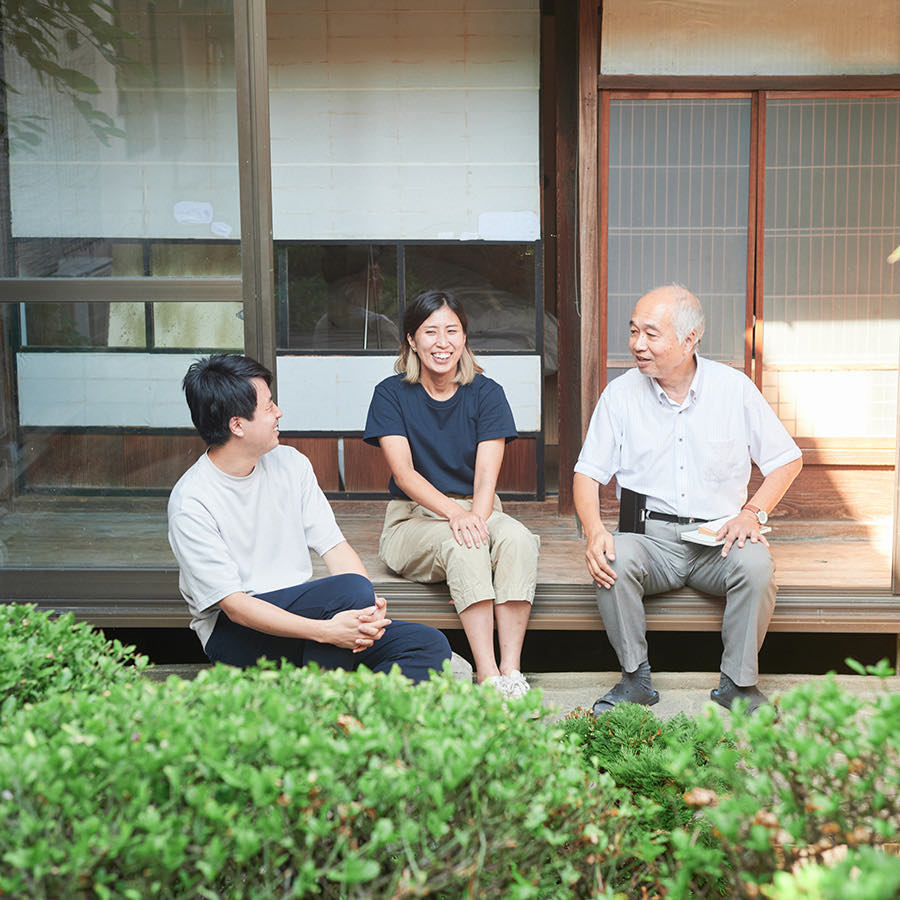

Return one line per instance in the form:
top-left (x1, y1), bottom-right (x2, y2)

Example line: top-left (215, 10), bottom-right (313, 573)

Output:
top-left (503, 670), bottom-right (531, 699)
top-left (481, 675), bottom-right (509, 696)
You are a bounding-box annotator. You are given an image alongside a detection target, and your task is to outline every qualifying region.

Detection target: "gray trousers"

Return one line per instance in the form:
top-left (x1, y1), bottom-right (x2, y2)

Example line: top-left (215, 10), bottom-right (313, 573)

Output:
top-left (597, 519), bottom-right (776, 686)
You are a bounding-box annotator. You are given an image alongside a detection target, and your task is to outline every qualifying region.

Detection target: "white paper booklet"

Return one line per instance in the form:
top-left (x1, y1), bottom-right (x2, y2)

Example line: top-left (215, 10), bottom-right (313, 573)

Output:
top-left (681, 515), bottom-right (771, 547)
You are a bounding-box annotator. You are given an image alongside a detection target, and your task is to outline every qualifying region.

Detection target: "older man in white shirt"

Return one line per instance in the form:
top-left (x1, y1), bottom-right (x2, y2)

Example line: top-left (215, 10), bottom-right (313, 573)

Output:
top-left (573, 285), bottom-right (802, 714)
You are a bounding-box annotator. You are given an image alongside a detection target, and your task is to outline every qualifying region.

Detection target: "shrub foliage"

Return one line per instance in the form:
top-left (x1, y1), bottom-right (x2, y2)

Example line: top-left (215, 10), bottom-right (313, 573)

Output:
top-left (693, 661), bottom-right (900, 898)
top-left (0, 662), bottom-right (630, 899)
top-left (562, 702), bottom-right (731, 897)
top-left (0, 602), bottom-right (149, 716)
top-left (563, 660), bottom-right (900, 899)
top-left (2, 601), bottom-right (897, 899)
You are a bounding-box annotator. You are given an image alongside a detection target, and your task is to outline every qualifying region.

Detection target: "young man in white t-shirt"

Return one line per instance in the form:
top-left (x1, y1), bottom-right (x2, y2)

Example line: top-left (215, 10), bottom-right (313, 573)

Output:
top-left (168, 354), bottom-right (450, 683)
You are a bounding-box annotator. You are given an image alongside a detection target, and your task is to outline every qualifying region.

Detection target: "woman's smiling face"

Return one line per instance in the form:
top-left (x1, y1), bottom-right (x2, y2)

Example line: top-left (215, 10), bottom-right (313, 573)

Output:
top-left (408, 304), bottom-right (465, 380)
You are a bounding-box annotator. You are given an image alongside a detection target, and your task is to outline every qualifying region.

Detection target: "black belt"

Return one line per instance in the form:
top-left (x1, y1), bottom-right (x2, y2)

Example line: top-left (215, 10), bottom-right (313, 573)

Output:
top-left (645, 511), bottom-right (703, 525)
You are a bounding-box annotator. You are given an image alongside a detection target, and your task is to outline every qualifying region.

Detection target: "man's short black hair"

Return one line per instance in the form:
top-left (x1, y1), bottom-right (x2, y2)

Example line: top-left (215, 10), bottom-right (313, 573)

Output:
top-left (182, 354), bottom-right (273, 446)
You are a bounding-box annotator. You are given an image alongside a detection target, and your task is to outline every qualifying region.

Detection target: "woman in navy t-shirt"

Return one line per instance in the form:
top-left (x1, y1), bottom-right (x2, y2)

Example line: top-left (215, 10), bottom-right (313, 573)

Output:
top-left (364, 289), bottom-right (540, 698)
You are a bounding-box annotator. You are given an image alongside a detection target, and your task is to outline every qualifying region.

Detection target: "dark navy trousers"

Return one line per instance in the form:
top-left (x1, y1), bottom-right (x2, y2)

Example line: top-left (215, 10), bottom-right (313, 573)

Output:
top-left (204, 573), bottom-right (450, 684)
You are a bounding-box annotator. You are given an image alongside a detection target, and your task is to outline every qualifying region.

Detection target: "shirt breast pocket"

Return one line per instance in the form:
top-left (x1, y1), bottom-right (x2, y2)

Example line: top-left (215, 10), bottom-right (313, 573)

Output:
top-left (620, 435), bottom-right (658, 477)
top-left (702, 438), bottom-right (740, 483)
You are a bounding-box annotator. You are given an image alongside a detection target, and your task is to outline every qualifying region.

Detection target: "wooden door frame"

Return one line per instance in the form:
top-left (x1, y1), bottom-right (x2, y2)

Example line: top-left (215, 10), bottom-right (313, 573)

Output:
top-left (557, 60), bottom-right (900, 514)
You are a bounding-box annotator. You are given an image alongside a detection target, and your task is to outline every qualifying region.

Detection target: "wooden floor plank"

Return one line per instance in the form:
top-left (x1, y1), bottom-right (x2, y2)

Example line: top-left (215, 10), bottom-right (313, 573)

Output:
top-left (0, 498), bottom-right (893, 591)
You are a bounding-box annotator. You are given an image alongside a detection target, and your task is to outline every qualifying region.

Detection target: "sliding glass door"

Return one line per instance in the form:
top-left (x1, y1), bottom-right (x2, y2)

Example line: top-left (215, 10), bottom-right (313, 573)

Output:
top-left (606, 96), bottom-right (753, 382)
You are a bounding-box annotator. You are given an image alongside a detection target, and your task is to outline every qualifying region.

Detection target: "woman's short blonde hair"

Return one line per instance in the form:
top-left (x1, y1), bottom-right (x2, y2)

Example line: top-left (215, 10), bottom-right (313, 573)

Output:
top-left (395, 289), bottom-right (483, 386)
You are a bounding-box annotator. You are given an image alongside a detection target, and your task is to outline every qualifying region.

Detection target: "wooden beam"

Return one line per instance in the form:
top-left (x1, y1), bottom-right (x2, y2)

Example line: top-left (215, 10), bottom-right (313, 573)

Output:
top-left (752, 93), bottom-right (767, 390)
top-left (554, 1), bottom-right (581, 515)
top-left (746, 93), bottom-right (759, 378)
top-left (578, 0), bottom-right (601, 436)
top-left (6, 586), bottom-right (899, 646)
top-left (893, 350), bottom-right (900, 595)
top-left (597, 76), bottom-right (900, 92)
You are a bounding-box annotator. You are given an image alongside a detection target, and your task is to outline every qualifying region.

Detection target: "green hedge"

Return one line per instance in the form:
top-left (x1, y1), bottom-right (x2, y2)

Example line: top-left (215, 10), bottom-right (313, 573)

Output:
top-left (0, 662), bottom-right (631, 899)
top-left (562, 660), bottom-right (900, 899)
top-left (0, 603), bottom-right (149, 716)
top-left (561, 701), bottom-right (731, 897)
top-left (561, 702), bottom-right (730, 831)
top-left (694, 660), bottom-right (900, 897)
top-left (3, 602), bottom-right (896, 899)
top-left (763, 846), bottom-right (900, 900)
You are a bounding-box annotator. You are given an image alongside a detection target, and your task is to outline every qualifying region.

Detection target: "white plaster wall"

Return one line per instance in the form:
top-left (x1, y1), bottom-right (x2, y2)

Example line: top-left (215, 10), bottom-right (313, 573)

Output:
top-left (267, 1), bottom-right (540, 240)
top-left (6, 6), bottom-right (240, 240)
top-left (17, 353), bottom-right (197, 428)
top-left (602, 0), bottom-right (900, 76)
top-left (276, 354), bottom-right (541, 433)
top-left (17, 351), bottom-right (540, 431)
top-left (9, 3), bottom-right (539, 242)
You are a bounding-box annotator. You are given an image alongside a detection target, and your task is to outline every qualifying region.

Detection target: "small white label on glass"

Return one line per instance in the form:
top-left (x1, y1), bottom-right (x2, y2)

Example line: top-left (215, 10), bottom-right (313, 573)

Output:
top-left (173, 201), bottom-right (213, 225)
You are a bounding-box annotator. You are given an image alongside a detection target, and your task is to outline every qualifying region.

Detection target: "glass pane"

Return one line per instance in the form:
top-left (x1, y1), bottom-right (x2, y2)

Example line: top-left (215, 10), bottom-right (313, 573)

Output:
top-left (267, 2), bottom-right (539, 242)
top-left (153, 302), bottom-right (244, 350)
top-left (0, 301), bottom-right (207, 570)
top-left (405, 243), bottom-right (541, 355)
top-left (13, 239), bottom-right (145, 278)
top-left (3, 1), bottom-right (239, 278)
top-left (762, 97), bottom-right (900, 437)
top-left (22, 302), bottom-right (147, 349)
top-left (150, 243), bottom-right (241, 277)
top-left (277, 244), bottom-right (400, 351)
top-left (149, 243), bottom-right (243, 349)
top-left (0, 4), bottom-right (245, 574)
top-left (606, 98), bottom-right (751, 378)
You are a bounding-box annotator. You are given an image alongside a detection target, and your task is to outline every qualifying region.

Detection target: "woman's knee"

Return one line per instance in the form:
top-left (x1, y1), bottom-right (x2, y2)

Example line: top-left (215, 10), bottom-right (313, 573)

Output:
top-left (489, 517), bottom-right (539, 567)
top-left (496, 527), bottom-right (540, 559)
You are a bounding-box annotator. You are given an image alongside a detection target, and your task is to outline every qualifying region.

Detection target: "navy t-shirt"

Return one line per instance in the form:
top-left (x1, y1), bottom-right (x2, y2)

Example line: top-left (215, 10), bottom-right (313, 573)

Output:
top-left (363, 373), bottom-right (518, 498)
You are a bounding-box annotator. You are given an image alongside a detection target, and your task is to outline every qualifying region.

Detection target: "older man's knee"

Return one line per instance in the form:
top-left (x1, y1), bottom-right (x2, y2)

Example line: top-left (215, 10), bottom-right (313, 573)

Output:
top-left (732, 543), bottom-right (774, 581)
top-left (607, 532), bottom-right (646, 579)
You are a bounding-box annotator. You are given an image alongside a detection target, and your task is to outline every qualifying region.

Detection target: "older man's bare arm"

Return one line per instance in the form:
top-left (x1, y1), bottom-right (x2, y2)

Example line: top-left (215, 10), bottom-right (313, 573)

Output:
top-left (716, 456), bottom-right (804, 557)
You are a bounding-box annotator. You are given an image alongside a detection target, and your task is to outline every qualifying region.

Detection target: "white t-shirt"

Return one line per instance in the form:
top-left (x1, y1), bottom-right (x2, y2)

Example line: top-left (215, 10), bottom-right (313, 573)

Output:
top-left (167, 445), bottom-right (345, 647)
top-left (574, 356), bottom-right (801, 521)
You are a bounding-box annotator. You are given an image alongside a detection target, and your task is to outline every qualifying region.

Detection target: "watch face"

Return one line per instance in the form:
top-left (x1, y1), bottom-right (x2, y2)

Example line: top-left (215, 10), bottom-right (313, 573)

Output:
top-left (756, 509), bottom-right (768, 525)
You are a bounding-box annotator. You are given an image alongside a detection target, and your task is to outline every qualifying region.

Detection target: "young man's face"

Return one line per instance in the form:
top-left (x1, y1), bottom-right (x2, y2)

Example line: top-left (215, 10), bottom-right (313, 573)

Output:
top-left (234, 377), bottom-right (282, 456)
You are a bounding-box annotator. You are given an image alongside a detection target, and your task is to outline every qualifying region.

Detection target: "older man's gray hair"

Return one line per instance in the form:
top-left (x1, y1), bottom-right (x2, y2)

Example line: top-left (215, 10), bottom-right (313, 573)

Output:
top-left (670, 284), bottom-right (705, 345)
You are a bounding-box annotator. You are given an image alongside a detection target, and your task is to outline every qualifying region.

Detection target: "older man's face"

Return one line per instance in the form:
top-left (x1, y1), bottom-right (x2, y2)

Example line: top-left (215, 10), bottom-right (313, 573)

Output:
top-left (628, 294), bottom-right (696, 383)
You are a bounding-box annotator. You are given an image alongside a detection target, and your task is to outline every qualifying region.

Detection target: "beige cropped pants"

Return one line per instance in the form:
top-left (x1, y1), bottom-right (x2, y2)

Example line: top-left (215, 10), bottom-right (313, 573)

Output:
top-left (378, 496), bottom-right (540, 614)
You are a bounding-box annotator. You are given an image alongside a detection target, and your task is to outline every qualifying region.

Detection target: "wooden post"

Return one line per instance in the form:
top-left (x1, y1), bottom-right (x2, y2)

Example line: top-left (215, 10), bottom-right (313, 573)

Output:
top-left (893, 343), bottom-right (899, 671)
top-left (578, 0), bottom-right (601, 437)
top-left (893, 330), bottom-right (900, 705)
top-left (892, 339), bottom-right (900, 601)
top-left (554, 1), bottom-right (582, 515)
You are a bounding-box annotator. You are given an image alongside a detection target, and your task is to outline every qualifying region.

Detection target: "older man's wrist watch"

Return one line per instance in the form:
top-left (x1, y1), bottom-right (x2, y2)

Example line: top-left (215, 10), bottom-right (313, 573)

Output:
top-left (742, 503), bottom-right (768, 525)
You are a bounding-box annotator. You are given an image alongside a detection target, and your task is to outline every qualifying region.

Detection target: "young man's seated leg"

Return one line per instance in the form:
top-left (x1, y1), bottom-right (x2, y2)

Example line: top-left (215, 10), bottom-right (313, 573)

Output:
top-left (205, 572), bottom-right (450, 684)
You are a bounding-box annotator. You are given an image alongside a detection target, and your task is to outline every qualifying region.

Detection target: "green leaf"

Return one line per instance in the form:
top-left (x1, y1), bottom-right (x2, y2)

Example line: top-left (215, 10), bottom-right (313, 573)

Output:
top-left (845, 657), bottom-right (867, 676)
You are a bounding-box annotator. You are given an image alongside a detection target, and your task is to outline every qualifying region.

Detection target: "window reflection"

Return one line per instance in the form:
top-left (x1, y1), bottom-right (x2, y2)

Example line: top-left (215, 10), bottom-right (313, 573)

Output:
top-left (23, 303), bottom-right (145, 349)
top-left (276, 241), bottom-right (551, 369)
top-left (405, 243), bottom-right (545, 361)
top-left (279, 244), bottom-right (400, 351)
top-left (14, 238), bottom-right (143, 278)
top-left (4, 2), bottom-right (239, 266)
top-left (17, 240), bottom-right (242, 350)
